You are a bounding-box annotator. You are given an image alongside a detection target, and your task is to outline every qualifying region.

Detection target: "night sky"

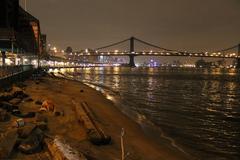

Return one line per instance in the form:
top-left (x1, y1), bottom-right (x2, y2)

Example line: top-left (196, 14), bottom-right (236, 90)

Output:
top-left (19, 0), bottom-right (240, 63)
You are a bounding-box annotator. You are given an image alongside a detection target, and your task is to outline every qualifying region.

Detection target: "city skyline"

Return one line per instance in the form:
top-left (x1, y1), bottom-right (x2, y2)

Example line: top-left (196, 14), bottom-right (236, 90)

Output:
top-left (19, 0), bottom-right (240, 53)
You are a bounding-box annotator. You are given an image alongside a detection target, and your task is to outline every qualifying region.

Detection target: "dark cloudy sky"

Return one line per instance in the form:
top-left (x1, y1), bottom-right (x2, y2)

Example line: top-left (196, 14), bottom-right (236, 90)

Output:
top-left (20, 0), bottom-right (240, 53)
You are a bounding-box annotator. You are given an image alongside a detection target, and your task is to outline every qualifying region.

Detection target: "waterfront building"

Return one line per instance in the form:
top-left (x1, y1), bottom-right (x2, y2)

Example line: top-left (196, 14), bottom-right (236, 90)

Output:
top-left (0, 0), bottom-right (45, 65)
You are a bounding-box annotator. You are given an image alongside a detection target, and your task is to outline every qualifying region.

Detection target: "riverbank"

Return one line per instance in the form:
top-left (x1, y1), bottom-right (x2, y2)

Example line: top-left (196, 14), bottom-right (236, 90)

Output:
top-left (1, 75), bottom-right (191, 160)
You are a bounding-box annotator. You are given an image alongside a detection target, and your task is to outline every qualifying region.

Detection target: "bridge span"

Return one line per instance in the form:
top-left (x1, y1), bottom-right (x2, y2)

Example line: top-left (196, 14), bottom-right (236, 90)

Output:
top-left (75, 37), bottom-right (240, 67)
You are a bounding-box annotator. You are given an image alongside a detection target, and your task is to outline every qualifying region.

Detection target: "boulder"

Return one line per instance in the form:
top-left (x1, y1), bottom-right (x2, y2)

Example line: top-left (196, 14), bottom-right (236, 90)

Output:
top-left (12, 110), bottom-right (36, 118)
top-left (0, 129), bottom-right (18, 159)
top-left (17, 123), bottom-right (37, 139)
top-left (9, 98), bottom-right (22, 105)
top-left (11, 86), bottom-right (29, 99)
top-left (0, 101), bottom-right (18, 112)
top-left (25, 97), bottom-right (34, 102)
top-left (0, 93), bottom-right (14, 101)
top-left (0, 108), bottom-right (9, 122)
top-left (18, 128), bottom-right (44, 154)
top-left (35, 100), bottom-right (42, 105)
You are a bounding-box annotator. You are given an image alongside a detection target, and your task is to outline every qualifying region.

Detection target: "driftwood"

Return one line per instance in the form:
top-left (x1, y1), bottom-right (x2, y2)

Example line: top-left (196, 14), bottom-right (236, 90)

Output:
top-left (72, 100), bottom-right (111, 145)
top-left (45, 136), bottom-right (87, 160)
top-left (0, 129), bottom-right (18, 159)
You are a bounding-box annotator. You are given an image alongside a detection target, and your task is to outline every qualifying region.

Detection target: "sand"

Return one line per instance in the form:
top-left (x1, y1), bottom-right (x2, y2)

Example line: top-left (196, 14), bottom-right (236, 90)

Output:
top-left (2, 75), bottom-right (192, 160)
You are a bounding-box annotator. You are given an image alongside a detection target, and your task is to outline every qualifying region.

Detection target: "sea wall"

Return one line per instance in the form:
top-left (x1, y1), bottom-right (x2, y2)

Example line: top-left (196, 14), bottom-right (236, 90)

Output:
top-left (0, 66), bottom-right (33, 89)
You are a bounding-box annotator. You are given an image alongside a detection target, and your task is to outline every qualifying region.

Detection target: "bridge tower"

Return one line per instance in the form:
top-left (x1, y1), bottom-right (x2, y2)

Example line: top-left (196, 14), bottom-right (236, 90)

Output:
top-left (129, 37), bottom-right (136, 67)
top-left (237, 44), bottom-right (240, 69)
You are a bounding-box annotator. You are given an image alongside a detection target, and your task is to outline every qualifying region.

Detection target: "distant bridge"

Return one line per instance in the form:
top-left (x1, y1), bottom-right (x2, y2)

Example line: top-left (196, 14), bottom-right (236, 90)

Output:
top-left (75, 37), bottom-right (240, 68)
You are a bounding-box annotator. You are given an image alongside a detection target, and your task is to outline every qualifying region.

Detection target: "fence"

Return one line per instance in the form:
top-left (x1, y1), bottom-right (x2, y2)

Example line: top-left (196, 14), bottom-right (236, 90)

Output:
top-left (0, 65), bottom-right (33, 89)
top-left (0, 65), bottom-right (33, 78)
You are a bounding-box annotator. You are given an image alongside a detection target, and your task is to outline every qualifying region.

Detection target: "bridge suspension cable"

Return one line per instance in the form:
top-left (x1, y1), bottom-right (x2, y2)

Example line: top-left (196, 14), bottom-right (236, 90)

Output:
top-left (134, 37), bottom-right (180, 52)
top-left (95, 38), bottom-right (130, 50)
top-left (212, 44), bottom-right (239, 53)
top-left (93, 36), bottom-right (239, 56)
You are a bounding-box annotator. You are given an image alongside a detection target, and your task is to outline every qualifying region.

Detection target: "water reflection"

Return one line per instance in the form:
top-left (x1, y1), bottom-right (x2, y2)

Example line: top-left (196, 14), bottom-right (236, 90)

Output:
top-left (63, 67), bottom-right (240, 159)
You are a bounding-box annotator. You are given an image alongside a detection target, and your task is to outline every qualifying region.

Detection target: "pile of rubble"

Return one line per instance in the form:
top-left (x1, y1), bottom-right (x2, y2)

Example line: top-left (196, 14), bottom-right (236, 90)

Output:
top-left (0, 85), bottom-right (87, 160)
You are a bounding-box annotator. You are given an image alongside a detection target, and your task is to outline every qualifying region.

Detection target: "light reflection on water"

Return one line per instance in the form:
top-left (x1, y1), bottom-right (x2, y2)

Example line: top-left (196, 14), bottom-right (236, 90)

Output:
top-left (63, 67), bottom-right (240, 159)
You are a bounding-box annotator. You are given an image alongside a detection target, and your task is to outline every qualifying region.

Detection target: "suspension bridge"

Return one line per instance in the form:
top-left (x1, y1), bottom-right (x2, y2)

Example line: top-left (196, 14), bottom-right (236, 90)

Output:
top-left (75, 37), bottom-right (240, 68)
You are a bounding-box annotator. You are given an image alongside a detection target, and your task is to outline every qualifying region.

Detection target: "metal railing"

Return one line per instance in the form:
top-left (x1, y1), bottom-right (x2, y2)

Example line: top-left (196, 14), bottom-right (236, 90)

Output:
top-left (0, 65), bottom-right (33, 79)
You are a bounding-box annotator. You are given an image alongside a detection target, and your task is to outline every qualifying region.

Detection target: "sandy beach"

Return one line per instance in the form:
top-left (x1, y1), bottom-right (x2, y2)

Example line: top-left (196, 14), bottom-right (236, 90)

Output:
top-left (0, 75), bottom-right (192, 160)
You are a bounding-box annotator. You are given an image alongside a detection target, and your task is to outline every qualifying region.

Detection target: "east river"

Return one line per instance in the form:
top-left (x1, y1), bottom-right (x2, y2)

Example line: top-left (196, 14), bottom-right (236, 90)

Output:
top-left (59, 67), bottom-right (240, 159)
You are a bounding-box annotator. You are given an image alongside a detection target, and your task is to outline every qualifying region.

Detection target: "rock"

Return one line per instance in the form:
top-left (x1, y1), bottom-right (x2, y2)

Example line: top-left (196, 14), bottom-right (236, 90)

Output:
top-left (12, 109), bottom-right (21, 115)
top-left (9, 98), bottom-right (22, 105)
top-left (12, 86), bottom-right (29, 99)
top-left (54, 110), bottom-right (64, 117)
top-left (3, 87), bottom-right (12, 92)
top-left (36, 122), bottom-right (48, 131)
top-left (25, 97), bottom-right (34, 102)
top-left (12, 110), bottom-right (36, 118)
top-left (17, 123), bottom-right (37, 139)
top-left (80, 89), bottom-right (84, 93)
top-left (18, 128), bottom-right (44, 154)
top-left (0, 129), bottom-right (18, 159)
top-left (0, 93), bottom-right (14, 101)
top-left (0, 101), bottom-right (18, 112)
top-left (35, 100), bottom-right (42, 105)
top-left (0, 108), bottom-right (10, 122)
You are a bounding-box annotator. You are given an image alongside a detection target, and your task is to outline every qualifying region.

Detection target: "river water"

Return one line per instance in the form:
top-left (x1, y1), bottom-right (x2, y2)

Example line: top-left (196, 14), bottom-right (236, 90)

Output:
top-left (59, 67), bottom-right (240, 159)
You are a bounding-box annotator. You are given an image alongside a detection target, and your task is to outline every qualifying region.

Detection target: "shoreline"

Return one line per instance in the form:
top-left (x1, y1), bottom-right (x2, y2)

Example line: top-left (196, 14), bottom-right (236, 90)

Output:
top-left (1, 75), bottom-right (192, 159)
top-left (52, 74), bottom-right (193, 160)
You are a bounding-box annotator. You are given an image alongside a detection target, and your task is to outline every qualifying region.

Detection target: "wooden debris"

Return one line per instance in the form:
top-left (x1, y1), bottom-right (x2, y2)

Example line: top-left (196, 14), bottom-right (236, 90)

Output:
top-left (72, 100), bottom-right (111, 145)
top-left (45, 136), bottom-right (87, 160)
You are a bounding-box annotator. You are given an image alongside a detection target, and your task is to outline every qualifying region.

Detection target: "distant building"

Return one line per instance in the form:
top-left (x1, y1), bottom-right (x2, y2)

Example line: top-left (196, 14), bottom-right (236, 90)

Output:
top-left (66, 49), bottom-right (99, 63)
